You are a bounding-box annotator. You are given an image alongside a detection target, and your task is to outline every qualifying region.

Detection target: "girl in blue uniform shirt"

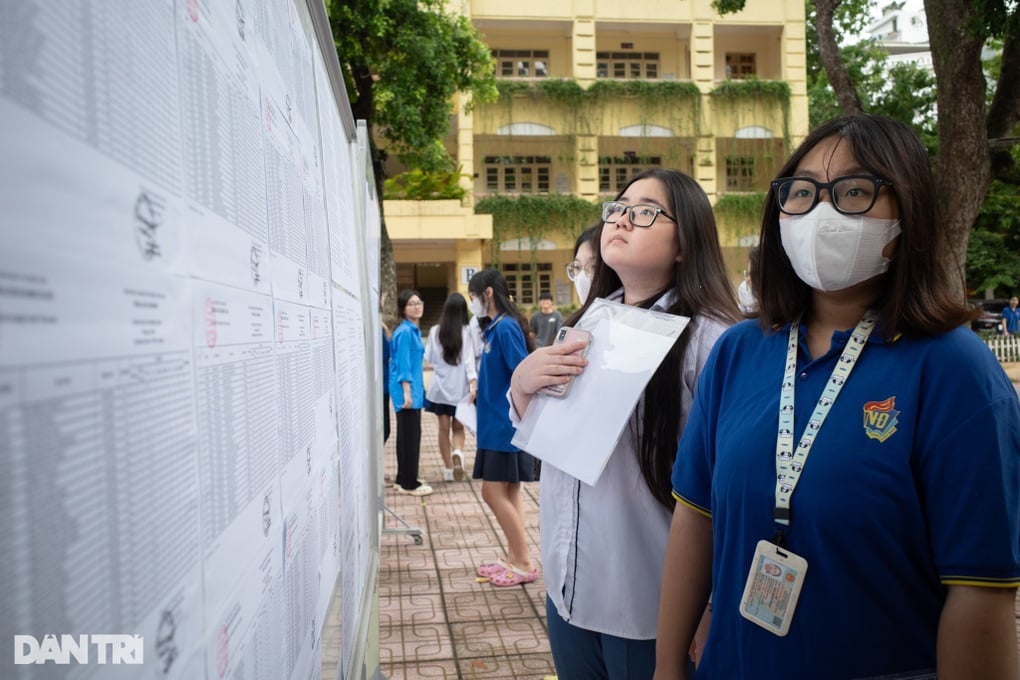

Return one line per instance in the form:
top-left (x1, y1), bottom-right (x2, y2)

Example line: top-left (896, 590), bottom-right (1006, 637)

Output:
top-left (509, 169), bottom-right (741, 679)
top-left (468, 268), bottom-right (537, 587)
top-left (657, 114), bottom-right (1020, 679)
top-left (389, 289), bottom-right (431, 497)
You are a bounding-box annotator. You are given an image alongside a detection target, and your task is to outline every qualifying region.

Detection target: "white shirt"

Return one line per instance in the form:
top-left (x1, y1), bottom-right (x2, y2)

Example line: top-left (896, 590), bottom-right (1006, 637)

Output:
top-left (518, 288), bottom-right (729, 639)
top-left (468, 316), bottom-right (485, 371)
top-left (737, 279), bottom-right (756, 314)
top-left (425, 325), bottom-right (478, 406)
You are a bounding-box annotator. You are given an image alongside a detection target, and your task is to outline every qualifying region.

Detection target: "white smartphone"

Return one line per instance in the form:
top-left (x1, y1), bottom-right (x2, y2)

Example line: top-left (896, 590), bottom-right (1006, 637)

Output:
top-left (538, 326), bottom-right (592, 398)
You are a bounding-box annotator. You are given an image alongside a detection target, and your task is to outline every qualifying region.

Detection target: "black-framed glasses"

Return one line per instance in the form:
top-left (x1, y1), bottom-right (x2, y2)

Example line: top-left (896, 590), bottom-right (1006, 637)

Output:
top-left (770, 175), bottom-right (893, 216)
top-left (566, 261), bottom-right (594, 281)
top-left (601, 201), bottom-right (675, 228)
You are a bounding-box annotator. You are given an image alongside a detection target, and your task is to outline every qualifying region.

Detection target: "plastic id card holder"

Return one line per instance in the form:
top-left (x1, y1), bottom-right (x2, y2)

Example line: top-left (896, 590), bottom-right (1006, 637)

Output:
top-left (739, 540), bottom-right (808, 637)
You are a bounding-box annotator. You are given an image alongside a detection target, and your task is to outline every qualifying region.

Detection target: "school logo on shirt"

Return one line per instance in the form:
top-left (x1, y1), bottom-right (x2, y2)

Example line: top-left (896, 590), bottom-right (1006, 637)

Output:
top-left (863, 396), bottom-right (899, 443)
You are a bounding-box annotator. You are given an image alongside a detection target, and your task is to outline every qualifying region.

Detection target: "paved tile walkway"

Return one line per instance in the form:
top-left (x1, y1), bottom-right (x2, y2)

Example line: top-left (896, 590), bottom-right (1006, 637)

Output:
top-left (322, 371), bottom-right (553, 679)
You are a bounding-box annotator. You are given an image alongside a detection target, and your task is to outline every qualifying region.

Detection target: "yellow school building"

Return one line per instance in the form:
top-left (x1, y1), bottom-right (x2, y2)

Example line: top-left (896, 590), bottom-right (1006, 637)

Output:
top-left (385, 0), bottom-right (809, 318)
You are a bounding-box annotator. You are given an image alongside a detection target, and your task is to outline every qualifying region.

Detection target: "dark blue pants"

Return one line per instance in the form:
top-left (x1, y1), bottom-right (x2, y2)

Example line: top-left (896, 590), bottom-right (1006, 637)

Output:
top-left (546, 596), bottom-right (658, 680)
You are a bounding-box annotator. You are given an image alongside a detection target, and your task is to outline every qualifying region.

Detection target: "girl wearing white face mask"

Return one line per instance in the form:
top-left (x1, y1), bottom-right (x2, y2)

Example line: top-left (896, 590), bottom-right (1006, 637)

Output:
top-left (566, 223), bottom-right (600, 304)
top-left (467, 269), bottom-right (538, 587)
top-left (657, 114), bottom-right (1020, 679)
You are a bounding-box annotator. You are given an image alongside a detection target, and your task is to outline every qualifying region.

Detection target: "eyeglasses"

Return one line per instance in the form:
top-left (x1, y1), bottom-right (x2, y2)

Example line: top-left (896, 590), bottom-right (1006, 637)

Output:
top-left (601, 201), bottom-right (675, 228)
top-left (566, 261), bottom-right (594, 281)
top-left (771, 175), bottom-right (893, 216)
top-left (406, 300), bottom-right (424, 307)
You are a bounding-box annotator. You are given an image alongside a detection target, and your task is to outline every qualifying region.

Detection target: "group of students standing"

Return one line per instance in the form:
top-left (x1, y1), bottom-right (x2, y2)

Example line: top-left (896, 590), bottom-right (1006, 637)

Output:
top-left (385, 114), bottom-right (1020, 679)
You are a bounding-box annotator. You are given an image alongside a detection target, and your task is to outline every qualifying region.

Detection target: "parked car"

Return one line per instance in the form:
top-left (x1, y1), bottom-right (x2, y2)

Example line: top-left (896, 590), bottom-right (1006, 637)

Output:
top-left (969, 299), bottom-right (1009, 332)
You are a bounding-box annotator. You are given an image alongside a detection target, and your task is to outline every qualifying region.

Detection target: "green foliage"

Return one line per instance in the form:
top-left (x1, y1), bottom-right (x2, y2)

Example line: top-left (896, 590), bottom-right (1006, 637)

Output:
top-left (805, 0), bottom-right (878, 80)
top-left (806, 38), bottom-right (885, 127)
top-left (714, 192), bottom-right (766, 222)
top-left (383, 168), bottom-right (468, 200)
top-left (328, 0), bottom-right (497, 172)
top-left (970, 0), bottom-right (1020, 41)
top-left (534, 79), bottom-right (587, 106)
top-left (800, 2), bottom-right (942, 153)
top-left (714, 192), bottom-right (767, 241)
top-left (494, 79), bottom-right (700, 108)
top-left (475, 194), bottom-right (601, 265)
top-left (495, 80), bottom-right (533, 99)
top-left (586, 79), bottom-right (702, 102)
top-left (710, 78), bottom-right (791, 102)
top-left (870, 62), bottom-right (937, 151)
top-left (711, 0), bottom-right (747, 14)
top-left (486, 78), bottom-right (703, 165)
top-left (711, 79), bottom-right (792, 152)
top-left (966, 180), bottom-right (1020, 295)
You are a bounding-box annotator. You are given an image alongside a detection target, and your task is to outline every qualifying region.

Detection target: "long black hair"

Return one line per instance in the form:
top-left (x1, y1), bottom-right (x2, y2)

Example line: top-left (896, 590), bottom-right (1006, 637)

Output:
top-left (574, 223), bottom-right (601, 257)
top-left (468, 269), bottom-right (536, 353)
top-left (567, 169), bottom-right (741, 510)
top-left (437, 292), bottom-right (468, 365)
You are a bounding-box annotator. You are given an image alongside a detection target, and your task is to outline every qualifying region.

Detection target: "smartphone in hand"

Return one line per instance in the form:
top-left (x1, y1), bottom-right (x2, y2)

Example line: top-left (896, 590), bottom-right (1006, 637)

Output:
top-left (538, 326), bottom-right (592, 398)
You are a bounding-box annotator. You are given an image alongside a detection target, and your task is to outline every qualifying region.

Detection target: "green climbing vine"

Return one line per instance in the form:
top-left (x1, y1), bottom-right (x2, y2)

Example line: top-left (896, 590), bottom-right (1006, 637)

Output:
top-left (475, 194), bottom-right (601, 266)
top-left (480, 78), bottom-right (703, 161)
top-left (468, 79), bottom-right (791, 254)
top-left (709, 79), bottom-right (790, 242)
top-left (714, 192), bottom-right (767, 243)
top-left (710, 78), bottom-right (792, 151)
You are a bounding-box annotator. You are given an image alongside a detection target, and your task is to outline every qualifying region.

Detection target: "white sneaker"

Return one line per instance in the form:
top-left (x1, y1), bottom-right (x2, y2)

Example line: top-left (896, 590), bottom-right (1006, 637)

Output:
top-left (451, 450), bottom-right (465, 481)
top-left (443, 468), bottom-right (455, 482)
top-left (398, 483), bottom-right (433, 497)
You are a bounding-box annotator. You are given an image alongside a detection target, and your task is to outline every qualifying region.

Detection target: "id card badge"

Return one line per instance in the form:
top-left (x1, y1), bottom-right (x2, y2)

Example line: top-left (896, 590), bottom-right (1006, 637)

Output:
top-left (739, 540), bottom-right (808, 637)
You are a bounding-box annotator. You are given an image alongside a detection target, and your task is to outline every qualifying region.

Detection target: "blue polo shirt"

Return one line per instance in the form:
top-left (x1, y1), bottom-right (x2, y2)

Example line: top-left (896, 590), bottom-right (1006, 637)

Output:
top-left (1003, 304), bottom-right (1020, 333)
top-left (673, 319), bottom-right (1020, 679)
top-left (477, 314), bottom-right (529, 452)
top-left (388, 320), bottom-right (424, 412)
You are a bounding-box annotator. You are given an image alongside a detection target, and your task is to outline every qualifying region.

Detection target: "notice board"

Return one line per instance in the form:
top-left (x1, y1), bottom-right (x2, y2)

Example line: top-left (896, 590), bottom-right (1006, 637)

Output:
top-left (0, 1), bottom-right (383, 679)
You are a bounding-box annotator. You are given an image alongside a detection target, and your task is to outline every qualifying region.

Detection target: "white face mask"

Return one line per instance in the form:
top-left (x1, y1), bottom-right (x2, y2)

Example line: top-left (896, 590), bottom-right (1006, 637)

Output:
top-left (468, 296), bottom-right (487, 319)
top-left (573, 271), bottom-right (592, 303)
top-left (780, 202), bottom-right (901, 291)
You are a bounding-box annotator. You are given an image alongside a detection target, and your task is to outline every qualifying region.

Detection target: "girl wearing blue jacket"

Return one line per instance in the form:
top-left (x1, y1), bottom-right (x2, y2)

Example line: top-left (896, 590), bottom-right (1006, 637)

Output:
top-left (389, 289), bottom-right (431, 497)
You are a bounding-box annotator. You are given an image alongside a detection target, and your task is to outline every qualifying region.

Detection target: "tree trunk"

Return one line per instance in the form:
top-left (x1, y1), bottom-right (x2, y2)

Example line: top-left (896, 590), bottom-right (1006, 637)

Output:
top-left (987, 30), bottom-right (1020, 183)
top-left (987, 29), bottom-right (1020, 140)
top-left (924, 0), bottom-right (992, 294)
top-left (814, 0), bottom-right (863, 115)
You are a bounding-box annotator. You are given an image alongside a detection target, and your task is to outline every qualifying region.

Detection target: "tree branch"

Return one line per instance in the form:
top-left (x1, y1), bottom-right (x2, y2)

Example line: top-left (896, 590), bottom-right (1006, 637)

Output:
top-left (815, 0), bottom-right (863, 115)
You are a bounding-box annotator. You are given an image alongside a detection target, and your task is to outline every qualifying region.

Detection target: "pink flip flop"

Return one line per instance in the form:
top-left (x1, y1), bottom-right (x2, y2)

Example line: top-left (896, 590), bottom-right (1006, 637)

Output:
top-left (476, 558), bottom-right (510, 578)
top-left (489, 564), bottom-right (539, 587)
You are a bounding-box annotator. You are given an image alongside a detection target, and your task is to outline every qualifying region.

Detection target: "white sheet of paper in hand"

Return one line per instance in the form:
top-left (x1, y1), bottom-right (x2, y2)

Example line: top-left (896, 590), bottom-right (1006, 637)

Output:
top-left (455, 395), bottom-right (477, 436)
top-left (511, 298), bottom-right (689, 486)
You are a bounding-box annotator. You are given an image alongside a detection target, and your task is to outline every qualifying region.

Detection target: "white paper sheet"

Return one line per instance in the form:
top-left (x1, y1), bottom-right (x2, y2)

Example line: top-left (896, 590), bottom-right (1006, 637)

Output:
top-left (511, 298), bottom-right (689, 486)
top-left (455, 395), bottom-right (478, 435)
